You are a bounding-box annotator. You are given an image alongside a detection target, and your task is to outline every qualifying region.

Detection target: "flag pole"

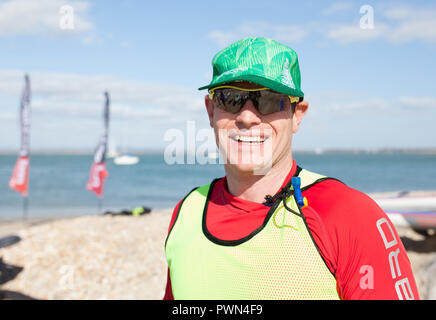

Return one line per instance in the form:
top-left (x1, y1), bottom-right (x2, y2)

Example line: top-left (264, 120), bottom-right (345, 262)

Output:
top-left (98, 197), bottom-right (103, 215)
top-left (23, 149), bottom-right (29, 222)
top-left (22, 196), bottom-right (28, 221)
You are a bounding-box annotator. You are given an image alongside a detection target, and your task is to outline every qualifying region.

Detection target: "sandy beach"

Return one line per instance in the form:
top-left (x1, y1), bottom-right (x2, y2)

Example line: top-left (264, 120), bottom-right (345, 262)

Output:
top-left (1, 209), bottom-right (436, 300)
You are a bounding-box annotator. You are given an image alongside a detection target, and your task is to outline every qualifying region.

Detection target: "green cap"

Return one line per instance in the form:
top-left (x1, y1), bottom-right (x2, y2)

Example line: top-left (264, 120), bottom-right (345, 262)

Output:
top-left (199, 37), bottom-right (304, 98)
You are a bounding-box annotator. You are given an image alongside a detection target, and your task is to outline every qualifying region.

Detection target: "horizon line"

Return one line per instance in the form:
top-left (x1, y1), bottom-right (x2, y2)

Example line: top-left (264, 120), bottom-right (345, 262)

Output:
top-left (1, 147), bottom-right (436, 156)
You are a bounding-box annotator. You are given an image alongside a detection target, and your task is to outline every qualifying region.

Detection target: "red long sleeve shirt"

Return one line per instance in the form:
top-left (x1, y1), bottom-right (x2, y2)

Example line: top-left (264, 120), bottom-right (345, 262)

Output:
top-left (163, 161), bottom-right (419, 300)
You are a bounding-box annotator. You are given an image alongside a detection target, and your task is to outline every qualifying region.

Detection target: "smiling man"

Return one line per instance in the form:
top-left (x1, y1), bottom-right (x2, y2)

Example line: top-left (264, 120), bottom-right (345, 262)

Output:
top-left (163, 37), bottom-right (419, 300)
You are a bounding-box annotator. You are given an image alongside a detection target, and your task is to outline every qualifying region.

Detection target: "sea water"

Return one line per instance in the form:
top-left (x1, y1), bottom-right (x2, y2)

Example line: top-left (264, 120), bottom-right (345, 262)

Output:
top-left (0, 152), bottom-right (435, 219)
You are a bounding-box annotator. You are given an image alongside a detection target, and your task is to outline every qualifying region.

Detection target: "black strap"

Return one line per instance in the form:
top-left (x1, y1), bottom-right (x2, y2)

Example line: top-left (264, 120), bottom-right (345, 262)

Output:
top-left (263, 165), bottom-right (302, 206)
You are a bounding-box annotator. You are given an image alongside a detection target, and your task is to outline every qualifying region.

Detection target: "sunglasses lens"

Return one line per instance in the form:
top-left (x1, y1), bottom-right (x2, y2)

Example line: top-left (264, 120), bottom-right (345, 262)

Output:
top-left (212, 88), bottom-right (288, 115)
top-left (258, 92), bottom-right (288, 115)
top-left (214, 89), bottom-right (244, 113)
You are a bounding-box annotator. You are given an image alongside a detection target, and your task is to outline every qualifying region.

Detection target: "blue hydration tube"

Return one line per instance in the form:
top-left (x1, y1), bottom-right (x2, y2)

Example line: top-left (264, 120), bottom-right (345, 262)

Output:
top-left (291, 177), bottom-right (307, 208)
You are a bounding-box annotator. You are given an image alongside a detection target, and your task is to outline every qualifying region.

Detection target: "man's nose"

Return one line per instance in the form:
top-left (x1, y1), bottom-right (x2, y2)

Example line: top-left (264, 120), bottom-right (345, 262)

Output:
top-left (235, 100), bottom-right (262, 128)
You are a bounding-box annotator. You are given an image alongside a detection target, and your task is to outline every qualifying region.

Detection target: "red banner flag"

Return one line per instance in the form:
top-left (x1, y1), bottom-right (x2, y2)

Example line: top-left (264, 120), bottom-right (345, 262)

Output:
top-left (9, 156), bottom-right (30, 196)
top-left (10, 74), bottom-right (31, 197)
top-left (86, 92), bottom-right (110, 199)
top-left (86, 162), bottom-right (108, 198)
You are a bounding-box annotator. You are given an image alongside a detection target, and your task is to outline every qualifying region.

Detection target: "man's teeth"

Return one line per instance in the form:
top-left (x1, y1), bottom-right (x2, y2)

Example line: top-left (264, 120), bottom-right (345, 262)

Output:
top-left (234, 135), bottom-right (265, 143)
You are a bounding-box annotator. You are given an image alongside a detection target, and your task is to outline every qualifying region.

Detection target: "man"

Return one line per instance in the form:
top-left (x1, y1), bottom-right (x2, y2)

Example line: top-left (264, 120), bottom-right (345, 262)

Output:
top-left (164, 37), bottom-right (419, 300)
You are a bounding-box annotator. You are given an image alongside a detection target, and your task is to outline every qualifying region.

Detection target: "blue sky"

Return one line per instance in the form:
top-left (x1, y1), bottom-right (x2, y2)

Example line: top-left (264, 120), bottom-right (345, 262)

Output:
top-left (0, 0), bottom-right (435, 152)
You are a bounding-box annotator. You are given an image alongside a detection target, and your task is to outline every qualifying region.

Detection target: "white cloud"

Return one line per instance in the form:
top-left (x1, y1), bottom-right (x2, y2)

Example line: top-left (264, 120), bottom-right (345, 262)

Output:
top-left (307, 90), bottom-right (436, 115)
top-left (318, 97), bottom-right (436, 115)
top-left (398, 97), bottom-right (436, 109)
top-left (0, 0), bottom-right (93, 37)
top-left (0, 70), bottom-right (204, 121)
top-left (325, 4), bottom-right (436, 44)
top-left (321, 2), bottom-right (353, 16)
top-left (208, 5), bottom-right (436, 47)
top-left (383, 6), bottom-right (436, 44)
top-left (326, 23), bottom-right (388, 44)
top-left (0, 113), bottom-right (15, 120)
top-left (322, 98), bottom-right (391, 113)
top-left (0, 70), bottom-right (208, 150)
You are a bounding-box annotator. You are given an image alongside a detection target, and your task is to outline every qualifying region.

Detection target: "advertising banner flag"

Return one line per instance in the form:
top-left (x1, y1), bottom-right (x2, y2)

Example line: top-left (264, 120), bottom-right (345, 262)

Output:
top-left (86, 92), bottom-right (110, 198)
top-left (9, 74), bottom-right (31, 196)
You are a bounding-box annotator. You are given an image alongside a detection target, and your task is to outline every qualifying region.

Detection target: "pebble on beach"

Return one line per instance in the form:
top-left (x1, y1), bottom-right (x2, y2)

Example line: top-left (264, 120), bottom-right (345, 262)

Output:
top-left (1, 210), bottom-right (435, 300)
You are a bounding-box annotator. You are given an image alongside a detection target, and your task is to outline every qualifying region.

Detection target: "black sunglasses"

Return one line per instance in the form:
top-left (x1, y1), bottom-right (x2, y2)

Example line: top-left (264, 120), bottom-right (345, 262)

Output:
top-left (209, 86), bottom-right (299, 115)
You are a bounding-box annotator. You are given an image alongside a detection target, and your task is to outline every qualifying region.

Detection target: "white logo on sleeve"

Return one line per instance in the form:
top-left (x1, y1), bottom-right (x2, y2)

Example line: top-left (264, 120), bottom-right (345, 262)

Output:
top-left (376, 218), bottom-right (415, 300)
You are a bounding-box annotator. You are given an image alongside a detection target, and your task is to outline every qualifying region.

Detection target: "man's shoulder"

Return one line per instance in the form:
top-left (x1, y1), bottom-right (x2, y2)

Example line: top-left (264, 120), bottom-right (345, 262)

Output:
top-left (302, 176), bottom-right (386, 226)
top-left (304, 177), bottom-right (368, 202)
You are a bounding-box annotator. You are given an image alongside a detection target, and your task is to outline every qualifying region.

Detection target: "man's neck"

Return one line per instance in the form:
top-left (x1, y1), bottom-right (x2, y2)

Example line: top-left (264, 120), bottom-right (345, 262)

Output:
top-left (224, 154), bottom-right (294, 203)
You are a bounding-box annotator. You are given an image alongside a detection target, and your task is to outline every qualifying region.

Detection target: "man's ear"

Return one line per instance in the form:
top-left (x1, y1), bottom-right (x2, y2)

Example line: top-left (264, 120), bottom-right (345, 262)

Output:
top-left (205, 94), bottom-right (214, 128)
top-left (292, 100), bottom-right (309, 134)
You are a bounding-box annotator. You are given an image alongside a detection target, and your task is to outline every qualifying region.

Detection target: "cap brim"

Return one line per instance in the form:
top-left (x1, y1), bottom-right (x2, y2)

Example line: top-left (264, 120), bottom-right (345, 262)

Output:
top-left (198, 74), bottom-right (304, 98)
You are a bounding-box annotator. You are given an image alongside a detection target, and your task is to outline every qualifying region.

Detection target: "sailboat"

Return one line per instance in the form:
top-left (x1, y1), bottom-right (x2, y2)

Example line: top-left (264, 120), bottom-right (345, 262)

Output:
top-left (111, 139), bottom-right (139, 165)
top-left (114, 153), bottom-right (139, 165)
top-left (113, 106), bottom-right (140, 165)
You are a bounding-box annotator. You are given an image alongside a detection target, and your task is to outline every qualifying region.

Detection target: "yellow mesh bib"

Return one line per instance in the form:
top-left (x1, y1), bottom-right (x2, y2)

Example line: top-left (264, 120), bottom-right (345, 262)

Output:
top-left (165, 169), bottom-right (340, 300)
